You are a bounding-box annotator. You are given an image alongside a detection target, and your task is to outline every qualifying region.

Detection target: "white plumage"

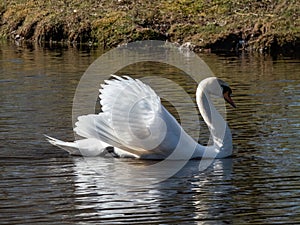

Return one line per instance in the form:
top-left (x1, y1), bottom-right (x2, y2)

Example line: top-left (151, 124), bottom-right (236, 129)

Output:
top-left (46, 75), bottom-right (235, 159)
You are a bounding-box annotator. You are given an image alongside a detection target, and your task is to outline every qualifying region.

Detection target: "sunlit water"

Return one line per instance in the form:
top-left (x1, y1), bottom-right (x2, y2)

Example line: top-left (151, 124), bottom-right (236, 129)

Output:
top-left (0, 42), bottom-right (299, 224)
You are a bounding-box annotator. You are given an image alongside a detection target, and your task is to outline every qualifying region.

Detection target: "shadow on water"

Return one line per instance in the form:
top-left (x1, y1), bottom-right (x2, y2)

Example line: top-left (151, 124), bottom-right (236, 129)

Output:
top-left (0, 42), bottom-right (299, 224)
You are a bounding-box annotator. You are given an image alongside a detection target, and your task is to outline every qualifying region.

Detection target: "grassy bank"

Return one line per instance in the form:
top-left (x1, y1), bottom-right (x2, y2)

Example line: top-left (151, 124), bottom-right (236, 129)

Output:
top-left (0, 0), bottom-right (299, 53)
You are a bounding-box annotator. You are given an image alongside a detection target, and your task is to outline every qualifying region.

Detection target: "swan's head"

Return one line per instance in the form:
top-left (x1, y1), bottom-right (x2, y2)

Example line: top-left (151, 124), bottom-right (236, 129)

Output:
top-left (217, 79), bottom-right (236, 108)
top-left (198, 77), bottom-right (236, 108)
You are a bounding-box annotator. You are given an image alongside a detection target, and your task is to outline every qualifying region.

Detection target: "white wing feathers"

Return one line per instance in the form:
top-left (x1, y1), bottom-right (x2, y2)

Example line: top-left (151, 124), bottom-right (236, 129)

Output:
top-left (74, 114), bottom-right (122, 148)
top-left (74, 75), bottom-right (167, 153)
top-left (99, 75), bottom-right (160, 116)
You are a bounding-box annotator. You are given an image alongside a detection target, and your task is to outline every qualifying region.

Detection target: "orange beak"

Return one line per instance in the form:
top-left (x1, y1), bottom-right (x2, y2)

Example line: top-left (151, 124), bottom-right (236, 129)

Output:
top-left (223, 91), bottom-right (236, 108)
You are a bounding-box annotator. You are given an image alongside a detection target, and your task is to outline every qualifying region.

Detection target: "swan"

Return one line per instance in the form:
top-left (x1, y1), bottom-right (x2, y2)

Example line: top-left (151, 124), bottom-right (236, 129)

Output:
top-left (46, 75), bottom-right (236, 159)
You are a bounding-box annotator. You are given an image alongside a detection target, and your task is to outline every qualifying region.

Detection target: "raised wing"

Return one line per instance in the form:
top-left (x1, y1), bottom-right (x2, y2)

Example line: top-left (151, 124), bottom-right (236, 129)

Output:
top-left (99, 75), bottom-right (167, 151)
top-left (74, 75), bottom-right (168, 152)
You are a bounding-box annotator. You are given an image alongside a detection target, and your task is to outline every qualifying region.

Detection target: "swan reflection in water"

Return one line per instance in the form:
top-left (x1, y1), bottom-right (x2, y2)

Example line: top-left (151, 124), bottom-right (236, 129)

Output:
top-left (72, 157), bottom-right (234, 223)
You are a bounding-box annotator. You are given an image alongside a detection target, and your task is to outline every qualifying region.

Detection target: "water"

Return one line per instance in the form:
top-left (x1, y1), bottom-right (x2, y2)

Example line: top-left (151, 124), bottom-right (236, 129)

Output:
top-left (1, 42), bottom-right (299, 224)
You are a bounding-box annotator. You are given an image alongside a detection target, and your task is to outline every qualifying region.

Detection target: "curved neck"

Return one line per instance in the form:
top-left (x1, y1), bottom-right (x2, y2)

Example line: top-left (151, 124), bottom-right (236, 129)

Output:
top-left (195, 85), bottom-right (232, 158)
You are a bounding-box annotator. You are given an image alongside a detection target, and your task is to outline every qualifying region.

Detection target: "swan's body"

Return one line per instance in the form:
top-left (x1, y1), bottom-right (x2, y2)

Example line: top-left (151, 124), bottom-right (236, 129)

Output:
top-left (46, 76), bottom-right (235, 159)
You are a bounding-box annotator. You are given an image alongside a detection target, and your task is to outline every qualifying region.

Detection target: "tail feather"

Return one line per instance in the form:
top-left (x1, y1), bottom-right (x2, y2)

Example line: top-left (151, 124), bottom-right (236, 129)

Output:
top-left (45, 135), bottom-right (81, 155)
top-left (45, 135), bottom-right (108, 156)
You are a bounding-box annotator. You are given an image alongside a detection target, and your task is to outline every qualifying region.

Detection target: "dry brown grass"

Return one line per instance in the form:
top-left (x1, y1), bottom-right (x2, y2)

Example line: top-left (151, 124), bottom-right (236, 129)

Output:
top-left (0, 0), bottom-right (299, 53)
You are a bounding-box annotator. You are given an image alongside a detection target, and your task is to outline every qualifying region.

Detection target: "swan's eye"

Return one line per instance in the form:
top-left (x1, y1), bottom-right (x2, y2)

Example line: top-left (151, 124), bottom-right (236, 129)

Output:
top-left (221, 85), bottom-right (232, 95)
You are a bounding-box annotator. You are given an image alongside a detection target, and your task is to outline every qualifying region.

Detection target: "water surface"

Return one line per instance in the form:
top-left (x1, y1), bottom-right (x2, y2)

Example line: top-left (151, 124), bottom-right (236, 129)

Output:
top-left (0, 42), bottom-right (299, 224)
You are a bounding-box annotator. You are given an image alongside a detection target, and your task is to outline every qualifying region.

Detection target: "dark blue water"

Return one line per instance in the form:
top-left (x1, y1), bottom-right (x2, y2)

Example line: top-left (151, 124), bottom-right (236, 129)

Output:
top-left (1, 42), bottom-right (299, 224)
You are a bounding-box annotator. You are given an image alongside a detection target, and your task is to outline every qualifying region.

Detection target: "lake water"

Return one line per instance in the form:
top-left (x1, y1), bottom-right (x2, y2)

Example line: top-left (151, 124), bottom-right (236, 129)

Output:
top-left (0, 41), bottom-right (299, 224)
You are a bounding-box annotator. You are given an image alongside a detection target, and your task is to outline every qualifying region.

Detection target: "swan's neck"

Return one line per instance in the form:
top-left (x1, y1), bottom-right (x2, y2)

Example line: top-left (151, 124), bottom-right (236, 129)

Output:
top-left (195, 86), bottom-right (233, 158)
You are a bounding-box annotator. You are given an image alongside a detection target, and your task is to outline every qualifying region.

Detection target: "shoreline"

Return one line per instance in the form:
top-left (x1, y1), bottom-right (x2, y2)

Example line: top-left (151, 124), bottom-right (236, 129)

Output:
top-left (1, 1), bottom-right (299, 55)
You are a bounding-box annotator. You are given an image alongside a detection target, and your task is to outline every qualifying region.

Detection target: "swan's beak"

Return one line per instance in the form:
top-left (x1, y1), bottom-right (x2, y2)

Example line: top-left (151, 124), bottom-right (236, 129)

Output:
top-left (224, 91), bottom-right (236, 108)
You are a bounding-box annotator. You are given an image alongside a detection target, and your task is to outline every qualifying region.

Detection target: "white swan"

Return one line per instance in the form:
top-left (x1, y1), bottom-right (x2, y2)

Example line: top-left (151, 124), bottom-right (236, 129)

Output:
top-left (46, 75), bottom-right (236, 159)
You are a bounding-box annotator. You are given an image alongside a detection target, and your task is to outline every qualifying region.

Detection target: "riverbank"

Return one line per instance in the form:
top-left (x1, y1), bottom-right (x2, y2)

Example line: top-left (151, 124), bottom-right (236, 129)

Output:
top-left (1, 0), bottom-right (299, 54)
